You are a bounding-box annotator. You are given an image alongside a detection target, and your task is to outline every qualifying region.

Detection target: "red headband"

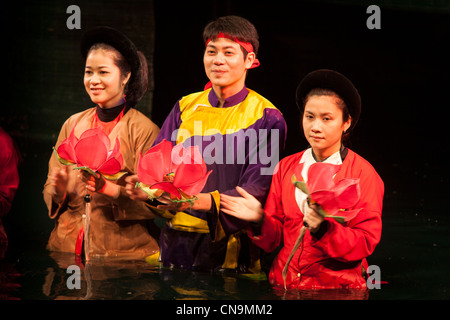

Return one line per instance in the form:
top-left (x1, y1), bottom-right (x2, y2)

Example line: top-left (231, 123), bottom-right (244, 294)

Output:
top-left (205, 32), bottom-right (260, 68)
top-left (204, 32), bottom-right (260, 90)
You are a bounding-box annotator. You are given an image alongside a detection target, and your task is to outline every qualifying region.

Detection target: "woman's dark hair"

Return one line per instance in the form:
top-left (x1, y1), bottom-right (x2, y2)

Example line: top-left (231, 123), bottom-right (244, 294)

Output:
top-left (203, 15), bottom-right (259, 57)
top-left (302, 88), bottom-right (352, 142)
top-left (87, 43), bottom-right (148, 108)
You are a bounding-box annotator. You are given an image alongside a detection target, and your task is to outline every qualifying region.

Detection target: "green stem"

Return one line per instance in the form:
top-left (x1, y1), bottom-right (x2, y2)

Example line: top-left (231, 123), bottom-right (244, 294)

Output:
top-left (282, 225), bottom-right (307, 290)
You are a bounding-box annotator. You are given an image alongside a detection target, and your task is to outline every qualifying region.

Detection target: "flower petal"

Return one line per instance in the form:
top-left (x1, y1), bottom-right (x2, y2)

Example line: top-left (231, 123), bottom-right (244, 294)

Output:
top-left (99, 137), bottom-right (123, 175)
top-left (137, 152), bottom-right (165, 185)
top-left (57, 142), bottom-right (76, 163)
top-left (67, 125), bottom-right (79, 143)
top-left (170, 143), bottom-right (185, 172)
top-left (107, 137), bottom-right (121, 159)
top-left (173, 152), bottom-right (209, 193)
top-left (56, 126), bottom-right (78, 162)
top-left (150, 182), bottom-right (181, 199)
top-left (53, 147), bottom-right (76, 166)
top-left (79, 127), bottom-right (111, 150)
top-left (311, 190), bottom-right (340, 216)
top-left (74, 134), bottom-right (108, 170)
top-left (293, 163), bottom-right (305, 182)
top-left (97, 157), bottom-right (122, 175)
top-left (307, 162), bottom-right (341, 193)
top-left (144, 139), bottom-right (174, 174)
top-left (334, 178), bottom-right (360, 209)
top-left (176, 169), bottom-right (212, 196)
top-left (170, 144), bottom-right (210, 196)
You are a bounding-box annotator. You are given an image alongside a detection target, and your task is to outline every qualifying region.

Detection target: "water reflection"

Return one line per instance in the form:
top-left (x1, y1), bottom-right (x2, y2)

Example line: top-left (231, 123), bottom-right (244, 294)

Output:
top-left (273, 287), bottom-right (369, 300)
top-left (0, 259), bottom-right (21, 300)
top-left (38, 251), bottom-right (275, 300)
top-left (3, 208), bottom-right (449, 300)
top-left (42, 252), bottom-right (165, 300)
top-left (4, 249), bottom-right (373, 300)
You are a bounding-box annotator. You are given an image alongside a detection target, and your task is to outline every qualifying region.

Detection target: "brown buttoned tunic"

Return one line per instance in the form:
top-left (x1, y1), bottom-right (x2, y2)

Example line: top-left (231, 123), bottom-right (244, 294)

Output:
top-left (43, 107), bottom-right (160, 260)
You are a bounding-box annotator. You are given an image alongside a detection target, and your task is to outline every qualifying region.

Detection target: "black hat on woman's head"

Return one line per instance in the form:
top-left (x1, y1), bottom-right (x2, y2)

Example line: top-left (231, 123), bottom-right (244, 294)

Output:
top-left (80, 26), bottom-right (140, 78)
top-left (296, 69), bottom-right (361, 131)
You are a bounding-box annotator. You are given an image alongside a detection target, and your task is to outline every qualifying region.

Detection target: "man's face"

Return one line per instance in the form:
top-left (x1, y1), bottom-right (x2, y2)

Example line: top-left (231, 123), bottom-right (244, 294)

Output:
top-left (203, 37), bottom-right (254, 94)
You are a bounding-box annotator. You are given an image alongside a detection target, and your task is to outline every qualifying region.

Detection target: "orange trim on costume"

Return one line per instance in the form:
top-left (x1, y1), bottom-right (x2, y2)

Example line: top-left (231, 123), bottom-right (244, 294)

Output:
top-left (91, 106), bottom-right (125, 135)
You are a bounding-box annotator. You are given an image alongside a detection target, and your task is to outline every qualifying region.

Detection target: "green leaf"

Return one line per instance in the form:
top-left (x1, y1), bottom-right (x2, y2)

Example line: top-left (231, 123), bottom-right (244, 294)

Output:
top-left (170, 196), bottom-right (197, 206)
top-left (291, 174), bottom-right (298, 185)
top-left (102, 171), bottom-right (128, 181)
top-left (53, 147), bottom-right (76, 166)
top-left (239, 272), bottom-right (268, 281)
top-left (316, 206), bottom-right (329, 219)
top-left (292, 178), bottom-right (310, 196)
top-left (316, 206), bottom-right (345, 224)
top-left (331, 216), bottom-right (346, 224)
top-left (136, 182), bottom-right (162, 200)
top-left (73, 166), bottom-right (100, 179)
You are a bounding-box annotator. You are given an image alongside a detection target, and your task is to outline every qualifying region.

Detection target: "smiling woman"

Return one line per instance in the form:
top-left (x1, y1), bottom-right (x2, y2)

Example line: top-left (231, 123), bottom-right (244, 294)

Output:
top-left (84, 44), bottom-right (131, 109)
top-left (42, 27), bottom-right (161, 261)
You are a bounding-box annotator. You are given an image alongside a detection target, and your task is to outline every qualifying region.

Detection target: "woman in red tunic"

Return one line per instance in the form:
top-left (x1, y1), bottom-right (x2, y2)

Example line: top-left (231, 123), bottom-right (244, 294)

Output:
top-left (221, 69), bottom-right (384, 290)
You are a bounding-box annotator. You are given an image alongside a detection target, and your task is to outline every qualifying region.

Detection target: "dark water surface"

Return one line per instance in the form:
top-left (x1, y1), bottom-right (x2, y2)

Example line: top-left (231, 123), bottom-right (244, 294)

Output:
top-left (3, 149), bottom-right (449, 300)
top-left (2, 137), bottom-right (447, 300)
top-left (1, 201), bottom-right (448, 300)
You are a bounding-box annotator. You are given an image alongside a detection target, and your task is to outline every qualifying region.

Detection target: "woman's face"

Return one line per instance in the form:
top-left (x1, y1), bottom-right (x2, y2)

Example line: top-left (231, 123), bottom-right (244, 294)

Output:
top-left (84, 49), bottom-right (130, 109)
top-left (302, 95), bottom-right (351, 161)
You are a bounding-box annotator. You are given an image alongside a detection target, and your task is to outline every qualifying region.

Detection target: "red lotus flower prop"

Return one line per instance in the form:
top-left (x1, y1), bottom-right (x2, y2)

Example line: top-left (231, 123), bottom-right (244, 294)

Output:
top-left (53, 126), bottom-right (126, 180)
top-left (136, 139), bottom-right (212, 203)
top-left (283, 162), bottom-right (362, 289)
top-left (292, 162), bottom-right (362, 223)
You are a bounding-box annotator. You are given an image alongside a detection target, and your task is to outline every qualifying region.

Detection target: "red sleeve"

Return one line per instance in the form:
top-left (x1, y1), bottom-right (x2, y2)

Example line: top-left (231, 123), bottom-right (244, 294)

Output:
top-left (248, 161), bottom-right (284, 252)
top-left (309, 154), bottom-right (384, 262)
top-left (0, 129), bottom-right (20, 217)
top-left (248, 153), bottom-right (303, 253)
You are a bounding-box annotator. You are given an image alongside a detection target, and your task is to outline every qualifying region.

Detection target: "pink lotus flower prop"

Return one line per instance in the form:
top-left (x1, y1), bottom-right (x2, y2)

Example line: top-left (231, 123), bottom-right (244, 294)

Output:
top-left (53, 126), bottom-right (126, 180)
top-left (292, 162), bottom-right (362, 223)
top-left (136, 139), bottom-right (212, 203)
top-left (283, 162), bottom-right (362, 289)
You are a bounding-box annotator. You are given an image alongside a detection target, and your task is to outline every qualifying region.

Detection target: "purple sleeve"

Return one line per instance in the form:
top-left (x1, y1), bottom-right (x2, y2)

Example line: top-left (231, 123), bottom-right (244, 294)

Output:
top-left (152, 101), bottom-right (182, 147)
top-left (210, 109), bottom-right (287, 236)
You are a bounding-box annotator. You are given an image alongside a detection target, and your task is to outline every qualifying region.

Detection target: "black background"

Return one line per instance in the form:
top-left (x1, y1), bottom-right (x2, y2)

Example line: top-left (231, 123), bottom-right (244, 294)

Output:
top-left (1, 0), bottom-right (449, 299)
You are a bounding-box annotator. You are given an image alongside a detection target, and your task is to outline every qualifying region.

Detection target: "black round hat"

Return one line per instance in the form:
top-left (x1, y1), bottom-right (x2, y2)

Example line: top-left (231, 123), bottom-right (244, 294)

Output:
top-left (80, 26), bottom-right (140, 79)
top-left (296, 69), bottom-right (361, 131)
